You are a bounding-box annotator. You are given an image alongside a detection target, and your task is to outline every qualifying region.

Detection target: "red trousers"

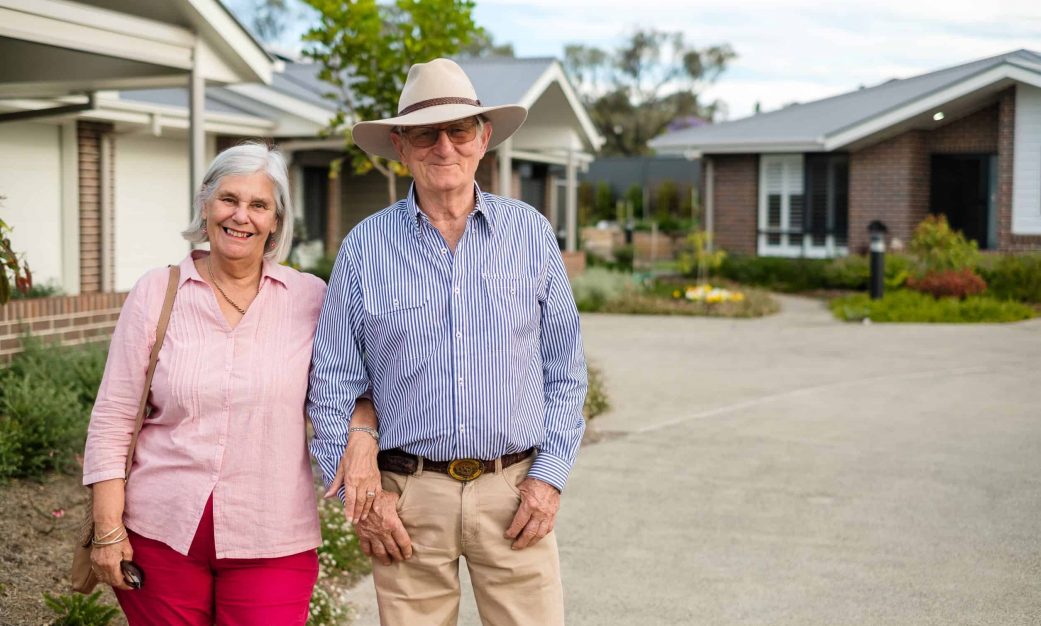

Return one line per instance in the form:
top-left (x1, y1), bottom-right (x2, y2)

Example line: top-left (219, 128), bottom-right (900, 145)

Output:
top-left (115, 496), bottom-right (318, 625)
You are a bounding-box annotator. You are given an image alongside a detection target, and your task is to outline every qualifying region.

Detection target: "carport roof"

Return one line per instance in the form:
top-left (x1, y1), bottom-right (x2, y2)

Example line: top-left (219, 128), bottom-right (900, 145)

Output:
top-left (0, 0), bottom-right (273, 99)
top-left (650, 49), bottom-right (1041, 155)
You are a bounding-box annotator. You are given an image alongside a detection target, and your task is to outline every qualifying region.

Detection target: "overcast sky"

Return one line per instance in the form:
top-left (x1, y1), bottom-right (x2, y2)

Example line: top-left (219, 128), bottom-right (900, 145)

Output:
top-left (228, 0), bottom-right (1041, 120)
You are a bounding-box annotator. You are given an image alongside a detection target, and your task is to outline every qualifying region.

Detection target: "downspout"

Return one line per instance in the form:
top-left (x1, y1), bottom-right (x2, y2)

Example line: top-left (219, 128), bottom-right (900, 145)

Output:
top-left (704, 157), bottom-right (715, 251)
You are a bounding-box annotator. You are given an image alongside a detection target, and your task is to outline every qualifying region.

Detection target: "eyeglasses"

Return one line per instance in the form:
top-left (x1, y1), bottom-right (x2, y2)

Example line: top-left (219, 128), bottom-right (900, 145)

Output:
top-left (397, 119), bottom-right (480, 148)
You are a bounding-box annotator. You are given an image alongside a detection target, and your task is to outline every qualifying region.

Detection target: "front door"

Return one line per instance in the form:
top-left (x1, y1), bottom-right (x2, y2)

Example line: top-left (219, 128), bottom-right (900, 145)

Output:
top-left (929, 154), bottom-right (996, 249)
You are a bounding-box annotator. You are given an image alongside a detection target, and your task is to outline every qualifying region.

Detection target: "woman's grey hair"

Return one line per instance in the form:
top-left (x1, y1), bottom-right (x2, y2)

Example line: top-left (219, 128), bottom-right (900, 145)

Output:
top-left (181, 142), bottom-right (294, 263)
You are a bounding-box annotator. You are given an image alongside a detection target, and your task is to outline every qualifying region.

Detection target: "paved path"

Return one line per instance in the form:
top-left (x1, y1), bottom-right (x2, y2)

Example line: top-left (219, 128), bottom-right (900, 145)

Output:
top-left (345, 296), bottom-right (1041, 625)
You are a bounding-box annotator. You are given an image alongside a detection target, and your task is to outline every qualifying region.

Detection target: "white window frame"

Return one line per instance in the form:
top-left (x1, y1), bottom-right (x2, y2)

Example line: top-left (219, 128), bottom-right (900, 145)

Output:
top-left (758, 154), bottom-right (805, 257)
top-left (758, 154), bottom-right (850, 258)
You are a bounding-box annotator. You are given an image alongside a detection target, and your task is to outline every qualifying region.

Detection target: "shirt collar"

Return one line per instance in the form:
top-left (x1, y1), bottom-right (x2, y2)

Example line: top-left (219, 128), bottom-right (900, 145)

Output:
top-left (180, 250), bottom-right (289, 289)
top-left (401, 181), bottom-right (497, 236)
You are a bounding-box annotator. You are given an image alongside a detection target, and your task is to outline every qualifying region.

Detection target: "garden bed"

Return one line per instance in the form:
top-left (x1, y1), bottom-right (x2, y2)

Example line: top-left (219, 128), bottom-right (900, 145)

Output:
top-left (572, 268), bottom-right (779, 318)
top-left (0, 472), bottom-right (126, 626)
top-left (830, 291), bottom-right (1037, 323)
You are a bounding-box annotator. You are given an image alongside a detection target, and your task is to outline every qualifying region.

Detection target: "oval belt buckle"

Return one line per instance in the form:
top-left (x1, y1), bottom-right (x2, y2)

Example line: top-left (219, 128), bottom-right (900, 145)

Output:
top-left (448, 458), bottom-right (484, 482)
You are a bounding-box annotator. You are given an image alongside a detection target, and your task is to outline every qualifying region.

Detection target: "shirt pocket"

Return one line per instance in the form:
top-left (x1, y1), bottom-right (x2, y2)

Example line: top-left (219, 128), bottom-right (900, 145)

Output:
top-left (479, 275), bottom-right (539, 353)
top-left (364, 289), bottom-right (432, 363)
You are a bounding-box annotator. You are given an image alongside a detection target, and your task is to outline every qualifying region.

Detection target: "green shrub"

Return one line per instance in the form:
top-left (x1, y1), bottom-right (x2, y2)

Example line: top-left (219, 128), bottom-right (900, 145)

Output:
top-left (909, 214), bottom-right (980, 274)
top-left (309, 494), bottom-right (370, 625)
top-left (583, 364), bottom-right (610, 421)
top-left (315, 497), bottom-right (368, 579)
top-left (304, 256), bottom-right (336, 284)
top-left (717, 254), bottom-right (913, 292)
top-left (43, 591), bottom-right (118, 626)
top-left (0, 338), bottom-right (107, 479)
top-left (676, 231), bottom-right (726, 278)
top-left (977, 253), bottom-right (1041, 303)
top-left (570, 268), bottom-right (638, 312)
top-left (830, 290), bottom-right (1035, 323)
top-left (716, 255), bottom-right (832, 292)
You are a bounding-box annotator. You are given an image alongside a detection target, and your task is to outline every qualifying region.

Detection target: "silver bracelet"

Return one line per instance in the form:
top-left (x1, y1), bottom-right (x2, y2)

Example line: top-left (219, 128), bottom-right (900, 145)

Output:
top-left (348, 426), bottom-right (379, 443)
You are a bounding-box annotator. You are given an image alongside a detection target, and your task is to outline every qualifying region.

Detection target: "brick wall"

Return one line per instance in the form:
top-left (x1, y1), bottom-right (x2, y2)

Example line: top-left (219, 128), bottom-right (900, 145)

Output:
top-left (709, 155), bottom-right (758, 255)
top-left (78, 121), bottom-right (114, 293)
top-left (928, 104), bottom-right (998, 153)
top-left (849, 132), bottom-right (931, 252)
top-left (0, 294), bottom-right (126, 363)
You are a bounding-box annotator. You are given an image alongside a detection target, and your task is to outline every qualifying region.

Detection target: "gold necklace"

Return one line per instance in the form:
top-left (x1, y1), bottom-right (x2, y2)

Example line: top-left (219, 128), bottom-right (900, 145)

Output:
top-left (207, 256), bottom-right (258, 315)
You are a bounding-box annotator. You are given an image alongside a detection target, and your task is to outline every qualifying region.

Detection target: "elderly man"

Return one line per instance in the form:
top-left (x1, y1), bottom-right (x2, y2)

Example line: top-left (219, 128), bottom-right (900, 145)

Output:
top-left (307, 58), bottom-right (587, 625)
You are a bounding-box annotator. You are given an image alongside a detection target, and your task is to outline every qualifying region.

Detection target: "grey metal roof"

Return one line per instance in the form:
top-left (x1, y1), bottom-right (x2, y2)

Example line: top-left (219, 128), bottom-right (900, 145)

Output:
top-left (650, 49), bottom-right (1041, 152)
top-left (266, 56), bottom-right (557, 111)
top-left (269, 61), bottom-right (336, 110)
top-left (117, 88), bottom-right (253, 115)
top-left (454, 57), bottom-right (556, 106)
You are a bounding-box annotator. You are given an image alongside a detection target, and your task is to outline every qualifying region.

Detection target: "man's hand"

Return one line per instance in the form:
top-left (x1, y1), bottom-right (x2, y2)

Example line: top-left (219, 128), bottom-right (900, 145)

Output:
top-left (504, 478), bottom-right (560, 550)
top-left (355, 491), bottom-right (413, 566)
top-left (324, 433), bottom-right (381, 523)
top-left (324, 398), bottom-right (381, 523)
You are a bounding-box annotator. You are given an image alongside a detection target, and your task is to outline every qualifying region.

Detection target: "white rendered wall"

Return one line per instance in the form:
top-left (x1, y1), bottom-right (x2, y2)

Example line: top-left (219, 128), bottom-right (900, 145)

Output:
top-left (0, 122), bottom-right (64, 288)
top-left (113, 134), bottom-right (191, 291)
top-left (1012, 84), bottom-right (1041, 235)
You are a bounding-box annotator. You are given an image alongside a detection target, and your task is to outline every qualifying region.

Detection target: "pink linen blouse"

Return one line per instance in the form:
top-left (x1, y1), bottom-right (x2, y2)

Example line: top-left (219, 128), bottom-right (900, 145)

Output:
top-left (83, 251), bottom-right (326, 558)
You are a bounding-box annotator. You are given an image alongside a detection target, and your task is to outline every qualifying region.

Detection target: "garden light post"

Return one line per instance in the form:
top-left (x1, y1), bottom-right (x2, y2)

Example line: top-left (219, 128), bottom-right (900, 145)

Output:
top-left (868, 220), bottom-right (888, 300)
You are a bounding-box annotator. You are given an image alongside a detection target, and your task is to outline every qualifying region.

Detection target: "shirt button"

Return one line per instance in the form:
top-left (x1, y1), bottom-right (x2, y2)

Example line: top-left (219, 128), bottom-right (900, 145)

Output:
top-left (393, 298), bottom-right (399, 307)
top-left (458, 377), bottom-right (464, 385)
top-left (441, 248), bottom-right (448, 254)
top-left (453, 286), bottom-right (460, 294)
top-left (456, 331), bottom-right (463, 339)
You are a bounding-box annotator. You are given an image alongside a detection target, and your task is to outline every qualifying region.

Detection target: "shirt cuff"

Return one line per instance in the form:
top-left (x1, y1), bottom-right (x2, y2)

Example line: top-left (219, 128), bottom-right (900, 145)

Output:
top-left (82, 468), bottom-right (127, 486)
top-left (527, 450), bottom-right (574, 493)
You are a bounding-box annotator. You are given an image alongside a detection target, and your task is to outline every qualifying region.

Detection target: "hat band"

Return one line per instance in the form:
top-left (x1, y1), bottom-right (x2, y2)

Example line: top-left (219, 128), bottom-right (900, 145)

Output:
top-left (398, 96), bottom-right (482, 117)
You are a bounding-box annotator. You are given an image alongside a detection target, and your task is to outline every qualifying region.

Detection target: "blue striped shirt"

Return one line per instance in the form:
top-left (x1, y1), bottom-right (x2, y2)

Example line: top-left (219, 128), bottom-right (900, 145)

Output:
top-left (307, 184), bottom-right (587, 492)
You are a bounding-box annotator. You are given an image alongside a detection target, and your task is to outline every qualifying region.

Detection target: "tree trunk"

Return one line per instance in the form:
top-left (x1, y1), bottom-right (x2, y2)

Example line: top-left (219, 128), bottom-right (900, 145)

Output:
top-left (386, 169), bottom-right (397, 206)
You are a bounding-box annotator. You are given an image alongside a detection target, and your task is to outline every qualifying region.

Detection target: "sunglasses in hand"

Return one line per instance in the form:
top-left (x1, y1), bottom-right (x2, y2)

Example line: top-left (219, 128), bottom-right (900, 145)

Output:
top-left (121, 560), bottom-right (145, 589)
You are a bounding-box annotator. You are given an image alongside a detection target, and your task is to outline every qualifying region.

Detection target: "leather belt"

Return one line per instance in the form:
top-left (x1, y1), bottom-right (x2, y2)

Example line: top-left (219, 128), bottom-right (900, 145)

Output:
top-left (377, 448), bottom-right (534, 482)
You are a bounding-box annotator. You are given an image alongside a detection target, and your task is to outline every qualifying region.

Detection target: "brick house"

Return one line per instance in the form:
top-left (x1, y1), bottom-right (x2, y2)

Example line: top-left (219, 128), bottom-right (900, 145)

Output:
top-left (0, 0), bottom-right (273, 360)
top-left (649, 50), bottom-right (1041, 257)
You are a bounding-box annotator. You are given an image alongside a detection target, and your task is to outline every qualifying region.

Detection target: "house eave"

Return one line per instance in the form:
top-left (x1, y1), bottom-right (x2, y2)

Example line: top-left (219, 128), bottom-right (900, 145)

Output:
top-left (823, 63), bottom-right (1041, 151)
top-left (652, 141), bottom-right (825, 156)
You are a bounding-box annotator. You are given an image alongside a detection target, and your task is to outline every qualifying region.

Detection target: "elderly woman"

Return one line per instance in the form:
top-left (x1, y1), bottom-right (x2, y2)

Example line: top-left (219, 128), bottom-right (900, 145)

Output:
top-left (81, 143), bottom-right (362, 624)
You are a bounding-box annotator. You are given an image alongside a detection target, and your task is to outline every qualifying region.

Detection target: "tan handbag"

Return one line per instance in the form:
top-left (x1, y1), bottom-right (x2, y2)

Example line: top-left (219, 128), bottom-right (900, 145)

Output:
top-left (71, 266), bottom-right (180, 593)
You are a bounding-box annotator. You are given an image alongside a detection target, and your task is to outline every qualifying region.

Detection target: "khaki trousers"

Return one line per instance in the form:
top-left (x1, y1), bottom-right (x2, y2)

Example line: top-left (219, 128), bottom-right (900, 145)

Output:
top-left (373, 456), bottom-right (564, 626)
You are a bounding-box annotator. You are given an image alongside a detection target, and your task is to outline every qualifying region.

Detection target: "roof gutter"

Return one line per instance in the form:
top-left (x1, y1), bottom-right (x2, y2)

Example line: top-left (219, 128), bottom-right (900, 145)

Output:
top-left (0, 92), bottom-right (95, 124)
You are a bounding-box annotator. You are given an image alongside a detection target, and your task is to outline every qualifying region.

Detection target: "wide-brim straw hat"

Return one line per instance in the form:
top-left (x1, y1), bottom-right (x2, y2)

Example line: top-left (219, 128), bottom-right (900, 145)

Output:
top-left (352, 58), bottom-right (528, 161)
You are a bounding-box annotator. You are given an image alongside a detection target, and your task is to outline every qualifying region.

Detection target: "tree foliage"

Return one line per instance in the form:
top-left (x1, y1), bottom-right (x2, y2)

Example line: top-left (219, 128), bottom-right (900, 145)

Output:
top-left (246, 0), bottom-right (292, 44)
top-left (301, 0), bottom-right (484, 203)
top-left (564, 30), bottom-right (735, 156)
top-left (1, 195), bottom-right (32, 305)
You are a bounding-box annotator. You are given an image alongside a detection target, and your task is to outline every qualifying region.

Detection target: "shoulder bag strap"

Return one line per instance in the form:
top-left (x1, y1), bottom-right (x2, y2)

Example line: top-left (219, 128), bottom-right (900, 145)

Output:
top-left (123, 265), bottom-right (180, 480)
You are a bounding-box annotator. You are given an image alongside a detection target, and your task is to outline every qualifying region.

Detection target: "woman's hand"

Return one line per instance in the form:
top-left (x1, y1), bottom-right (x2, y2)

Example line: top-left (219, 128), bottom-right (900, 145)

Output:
top-left (90, 531), bottom-right (134, 591)
top-left (89, 479), bottom-right (133, 590)
top-left (324, 398), bottom-right (381, 524)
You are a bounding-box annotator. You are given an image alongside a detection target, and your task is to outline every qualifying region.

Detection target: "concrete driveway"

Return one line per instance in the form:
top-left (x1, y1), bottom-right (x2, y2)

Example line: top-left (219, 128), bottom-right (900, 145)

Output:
top-left (345, 296), bottom-right (1041, 625)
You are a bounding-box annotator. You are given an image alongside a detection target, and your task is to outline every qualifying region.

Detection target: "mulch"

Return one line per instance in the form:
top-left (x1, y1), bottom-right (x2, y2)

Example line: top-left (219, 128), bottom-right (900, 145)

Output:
top-left (0, 473), bottom-right (125, 626)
